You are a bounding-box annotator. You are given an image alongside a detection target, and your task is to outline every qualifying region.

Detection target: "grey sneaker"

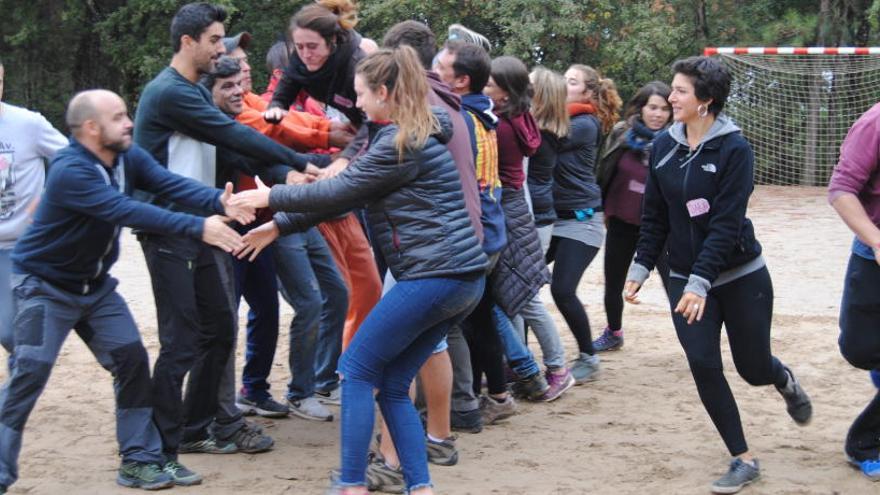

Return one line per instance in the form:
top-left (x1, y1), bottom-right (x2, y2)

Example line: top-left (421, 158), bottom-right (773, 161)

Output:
top-left (479, 394), bottom-right (517, 425)
top-left (569, 352), bottom-right (600, 383)
top-left (315, 387), bottom-right (342, 406)
top-left (775, 365), bottom-right (812, 425)
top-left (117, 461), bottom-right (175, 490)
top-left (366, 455), bottom-right (405, 493)
top-left (179, 436), bottom-right (237, 454)
top-left (511, 372), bottom-right (550, 400)
top-left (162, 460), bottom-right (202, 486)
top-left (289, 396), bottom-right (334, 421)
top-left (236, 394), bottom-right (290, 418)
top-left (711, 458), bottom-right (760, 494)
top-left (225, 421), bottom-right (274, 453)
top-left (427, 435), bottom-right (459, 466)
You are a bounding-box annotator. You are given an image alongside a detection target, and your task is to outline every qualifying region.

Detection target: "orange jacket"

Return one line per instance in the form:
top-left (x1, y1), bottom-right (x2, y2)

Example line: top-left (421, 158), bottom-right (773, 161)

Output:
top-left (237, 91), bottom-right (330, 152)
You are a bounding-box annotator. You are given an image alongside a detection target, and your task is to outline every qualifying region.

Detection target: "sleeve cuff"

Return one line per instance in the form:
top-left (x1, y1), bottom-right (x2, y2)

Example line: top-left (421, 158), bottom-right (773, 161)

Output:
top-left (626, 263), bottom-right (651, 285)
top-left (684, 274), bottom-right (712, 298)
top-left (273, 212), bottom-right (296, 235)
top-left (213, 193), bottom-right (225, 215)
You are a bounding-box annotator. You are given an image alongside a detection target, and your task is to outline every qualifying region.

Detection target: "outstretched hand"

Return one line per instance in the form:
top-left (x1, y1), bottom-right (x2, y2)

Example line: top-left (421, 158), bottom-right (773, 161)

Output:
top-left (263, 107), bottom-right (287, 124)
top-left (319, 158), bottom-right (349, 180)
top-left (202, 215), bottom-right (244, 253)
top-left (235, 220), bottom-right (281, 261)
top-left (229, 176), bottom-right (272, 209)
top-left (220, 182), bottom-right (256, 225)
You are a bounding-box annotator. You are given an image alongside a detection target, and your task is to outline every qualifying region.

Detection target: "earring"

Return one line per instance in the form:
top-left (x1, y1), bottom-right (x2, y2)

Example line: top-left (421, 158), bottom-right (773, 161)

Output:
top-left (697, 104), bottom-right (708, 118)
top-left (376, 100), bottom-right (385, 107)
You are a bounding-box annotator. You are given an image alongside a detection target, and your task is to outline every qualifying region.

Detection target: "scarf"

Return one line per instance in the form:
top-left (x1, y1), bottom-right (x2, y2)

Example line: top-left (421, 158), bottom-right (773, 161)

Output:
top-left (567, 102), bottom-right (596, 117)
top-left (625, 118), bottom-right (662, 152)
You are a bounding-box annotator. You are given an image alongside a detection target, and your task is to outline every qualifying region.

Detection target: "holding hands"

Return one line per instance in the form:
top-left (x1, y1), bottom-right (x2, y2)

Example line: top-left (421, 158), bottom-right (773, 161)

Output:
top-left (219, 182), bottom-right (256, 225)
top-left (229, 176), bottom-right (272, 210)
top-left (234, 220), bottom-right (281, 261)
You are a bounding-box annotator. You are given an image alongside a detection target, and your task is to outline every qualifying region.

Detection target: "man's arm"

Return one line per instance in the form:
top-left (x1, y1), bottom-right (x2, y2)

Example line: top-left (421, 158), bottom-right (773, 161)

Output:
top-left (128, 145), bottom-right (223, 214)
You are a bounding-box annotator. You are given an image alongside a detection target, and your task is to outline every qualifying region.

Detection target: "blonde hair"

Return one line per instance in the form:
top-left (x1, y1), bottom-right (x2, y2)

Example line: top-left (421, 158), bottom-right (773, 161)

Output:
top-left (569, 64), bottom-right (622, 134)
top-left (357, 46), bottom-right (439, 160)
top-left (530, 67), bottom-right (569, 138)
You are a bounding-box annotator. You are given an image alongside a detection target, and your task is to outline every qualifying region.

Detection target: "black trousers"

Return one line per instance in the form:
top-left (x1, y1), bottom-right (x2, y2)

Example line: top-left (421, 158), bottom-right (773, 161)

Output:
top-left (667, 266), bottom-right (786, 456)
top-left (140, 234), bottom-right (236, 457)
top-left (839, 253), bottom-right (880, 461)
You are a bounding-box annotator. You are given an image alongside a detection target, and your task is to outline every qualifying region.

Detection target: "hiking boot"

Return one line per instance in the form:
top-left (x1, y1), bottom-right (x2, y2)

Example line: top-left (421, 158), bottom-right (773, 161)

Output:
top-left (479, 394), bottom-right (517, 425)
top-left (289, 396), bottom-right (334, 421)
top-left (775, 365), bottom-right (812, 425)
top-left (847, 454), bottom-right (880, 481)
top-left (117, 461), bottom-right (175, 490)
top-left (592, 327), bottom-right (623, 352)
top-left (236, 393), bottom-right (290, 418)
top-left (225, 421), bottom-right (274, 453)
top-left (541, 368), bottom-right (575, 402)
top-left (162, 459), bottom-right (202, 486)
top-left (711, 458), bottom-right (760, 494)
top-left (179, 436), bottom-right (238, 454)
top-left (511, 372), bottom-right (550, 400)
top-left (450, 407), bottom-right (483, 434)
top-left (366, 455), bottom-right (405, 493)
top-left (569, 352), bottom-right (600, 383)
top-left (316, 387), bottom-right (342, 406)
top-left (427, 435), bottom-right (459, 466)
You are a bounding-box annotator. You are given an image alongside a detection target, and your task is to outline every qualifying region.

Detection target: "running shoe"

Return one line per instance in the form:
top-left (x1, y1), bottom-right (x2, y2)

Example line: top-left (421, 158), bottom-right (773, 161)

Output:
top-left (289, 396), bottom-right (334, 421)
top-left (236, 393), bottom-right (290, 418)
top-left (775, 365), bottom-right (812, 425)
top-left (316, 387), bottom-right (342, 406)
top-left (427, 435), bottom-right (459, 466)
top-left (847, 455), bottom-right (880, 481)
top-left (479, 394), bottom-right (517, 425)
top-left (366, 455), bottom-right (405, 493)
top-left (511, 371), bottom-right (550, 400)
top-left (592, 327), bottom-right (623, 352)
top-left (569, 352), bottom-right (600, 383)
top-left (711, 458), bottom-right (760, 494)
top-left (117, 461), bottom-right (175, 490)
top-left (450, 407), bottom-right (483, 434)
top-left (871, 369), bottom-right (880, 389)
top-left (541, 368), bottom-right (575, 402)
top-left (162, 459), bottom-right (202, 486)
top-left (178, 436), bottom-right (238, 454)
top-left (225, 421), bottom-right (274, 453)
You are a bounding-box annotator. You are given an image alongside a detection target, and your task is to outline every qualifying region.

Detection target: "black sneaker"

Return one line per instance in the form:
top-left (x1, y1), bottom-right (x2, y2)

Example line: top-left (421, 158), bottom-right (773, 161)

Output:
top-left (179, 436), bottom-right (237, 454)
top-left (450, 407), bottom-right (483, 434)
top-left (775, 365), bottom-right (812, 425)
top-left (511, 372), bottom-right (550, 400)
top-left (162, 459), bottom-right (202, 486)
top-left (236, 394), bottom-right (290, 418)
top-left (117, 461), bottom-right (175, 490)
top-left (711, 458), bottom-right (760, 494)
top-left (225, 421), bottom-right (274, 453)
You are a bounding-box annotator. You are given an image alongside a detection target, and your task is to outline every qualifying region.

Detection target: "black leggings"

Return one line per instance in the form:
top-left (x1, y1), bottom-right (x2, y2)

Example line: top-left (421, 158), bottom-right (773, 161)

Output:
top-left (603, 217), bottom-right (670, 330)
top-left (547, 236), bottom-right (599, 355)
top-left (839, 254), bottom-right (880, 460)
top-left (667, 266), bottom-right (787, 456)
top-left (463, 283), bottom-right (507, 396)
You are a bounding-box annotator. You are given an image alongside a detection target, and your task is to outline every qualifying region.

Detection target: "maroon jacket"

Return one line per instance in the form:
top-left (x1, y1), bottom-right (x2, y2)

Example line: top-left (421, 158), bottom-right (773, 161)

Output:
top-left (496, 112), bottom-right (541, 190)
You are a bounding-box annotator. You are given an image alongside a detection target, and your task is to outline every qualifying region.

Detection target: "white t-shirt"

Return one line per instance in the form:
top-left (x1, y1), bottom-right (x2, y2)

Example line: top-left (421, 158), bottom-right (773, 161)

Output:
top-left (0, 102), bottom-right (67, 248)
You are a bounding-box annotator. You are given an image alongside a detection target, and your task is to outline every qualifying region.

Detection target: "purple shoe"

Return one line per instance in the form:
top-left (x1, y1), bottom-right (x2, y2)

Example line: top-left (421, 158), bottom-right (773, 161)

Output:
top-left (592, 327), bottom-right (623, 352)
top-left (541, 368), bottom-right (575, 402)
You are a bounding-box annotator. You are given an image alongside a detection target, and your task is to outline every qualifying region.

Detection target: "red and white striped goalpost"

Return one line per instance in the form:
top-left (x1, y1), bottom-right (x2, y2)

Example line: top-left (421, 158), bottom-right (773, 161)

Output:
top-left (705, 46), bottom-right (880, 56)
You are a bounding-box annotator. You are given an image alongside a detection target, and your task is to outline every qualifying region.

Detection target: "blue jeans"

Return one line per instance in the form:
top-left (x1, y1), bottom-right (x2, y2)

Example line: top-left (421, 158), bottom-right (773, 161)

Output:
top-left (274, 228), bottom-right (348, 400)
top-left (339, 274), bottom-right (483, 490)
top-left (493, 305), bottom-right (540, 378)
top-left (233, 244), bottom-right (280, 400)
top-left (0, 248), bottom-right (13, 357)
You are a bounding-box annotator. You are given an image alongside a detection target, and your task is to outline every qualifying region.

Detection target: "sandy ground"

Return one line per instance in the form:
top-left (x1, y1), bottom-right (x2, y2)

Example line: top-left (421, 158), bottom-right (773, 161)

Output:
top-left (1, 185), bottom-right (875, 494)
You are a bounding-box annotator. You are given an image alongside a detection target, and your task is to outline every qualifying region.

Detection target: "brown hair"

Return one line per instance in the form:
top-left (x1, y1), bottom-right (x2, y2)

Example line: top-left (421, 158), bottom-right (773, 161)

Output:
top-left (356, 46), bottom-right (439, 160)
top-left (289, 0), bottom-right (358, 46)
top-left (568, 64), bottom-right (622, 134)
top-left (490, 56), bottom-right (532, 118)
top-left (529, 67), bottom-right (569, 138)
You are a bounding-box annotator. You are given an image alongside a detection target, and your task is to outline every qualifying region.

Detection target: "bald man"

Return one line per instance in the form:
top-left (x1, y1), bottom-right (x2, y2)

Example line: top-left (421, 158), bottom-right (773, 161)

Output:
top-left (0, 90), bottom-right (254, 493)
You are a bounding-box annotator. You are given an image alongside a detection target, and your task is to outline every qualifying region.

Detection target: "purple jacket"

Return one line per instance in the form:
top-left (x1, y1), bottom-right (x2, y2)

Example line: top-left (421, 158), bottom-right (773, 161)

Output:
top-left (829, 102), bottom-right (880, 227)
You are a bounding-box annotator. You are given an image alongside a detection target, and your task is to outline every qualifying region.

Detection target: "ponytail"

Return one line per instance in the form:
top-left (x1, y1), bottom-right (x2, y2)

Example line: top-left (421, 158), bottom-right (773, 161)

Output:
top-left (568, 64), bottom-right (622, 134)
top-left (357, 45), bottom-right (439, 160)
top-left (291, 0), bottom-right (358, 46)
top-left (317, 0), bottom-right (359, 30)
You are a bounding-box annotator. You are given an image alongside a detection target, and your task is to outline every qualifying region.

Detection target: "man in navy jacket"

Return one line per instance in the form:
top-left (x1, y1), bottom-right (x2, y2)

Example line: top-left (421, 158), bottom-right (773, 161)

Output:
top-left (0, 89), bottom-right (253, 493)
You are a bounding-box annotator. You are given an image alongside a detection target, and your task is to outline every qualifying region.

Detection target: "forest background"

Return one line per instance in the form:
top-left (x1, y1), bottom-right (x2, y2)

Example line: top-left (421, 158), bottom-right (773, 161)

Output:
top-left (1, 0), bottom-right (877, 132)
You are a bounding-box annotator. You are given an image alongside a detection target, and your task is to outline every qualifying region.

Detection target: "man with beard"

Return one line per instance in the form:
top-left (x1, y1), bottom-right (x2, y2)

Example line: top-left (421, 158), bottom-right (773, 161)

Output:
top-left (133, 3), bottom-right (328, 483)
top-left (0, 89), bottom-right (253, 493)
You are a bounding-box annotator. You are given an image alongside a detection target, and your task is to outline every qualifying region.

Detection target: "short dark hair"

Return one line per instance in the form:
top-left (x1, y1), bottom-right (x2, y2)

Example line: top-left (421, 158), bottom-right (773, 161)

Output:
top-left (671, 56), bottom-right (730, 116)
top-left (624, 81), bottom-right (672, 121)
top-left (490, 56), bottom-right (532, 117)
top-left (171, 2), bottom-right (227, 53)
top-left (381, 21), bottom-right (436, 70)
top-left (200, 56), bottom-right (241, 90)
top-left (443, 40), bottom-right (490, 93)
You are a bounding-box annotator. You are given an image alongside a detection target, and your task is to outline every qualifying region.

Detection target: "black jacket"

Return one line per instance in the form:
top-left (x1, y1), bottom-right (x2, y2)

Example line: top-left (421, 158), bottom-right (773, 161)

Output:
top-left (553, 113), bottom-right (602, 212)
top-left (631, 115), bottom-right (762, 292)
top-left (269, 110), bottom-right (487, 281)
top-left (527, 130), bottom-right (559, 227)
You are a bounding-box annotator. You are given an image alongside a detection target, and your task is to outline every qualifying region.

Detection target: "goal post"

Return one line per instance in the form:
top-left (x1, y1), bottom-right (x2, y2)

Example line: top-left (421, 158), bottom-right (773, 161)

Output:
top-left (704, 47), bottom-right (880, 186)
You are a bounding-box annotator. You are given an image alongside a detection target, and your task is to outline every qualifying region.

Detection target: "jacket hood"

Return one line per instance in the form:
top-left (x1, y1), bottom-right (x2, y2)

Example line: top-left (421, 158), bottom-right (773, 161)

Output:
top-left (427, 72), bottom-right (461, 112)
top-left (507, 112), bottom-right (542, 157)
top-left (461, 93), bottom-right (498, 130)
top-left (668, 113), bottom-right (740, 148)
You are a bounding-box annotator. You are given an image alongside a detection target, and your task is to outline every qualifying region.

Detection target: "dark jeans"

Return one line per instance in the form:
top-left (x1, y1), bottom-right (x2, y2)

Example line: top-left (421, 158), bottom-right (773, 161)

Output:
top-left (603, 216), bottom-right (670, 330)
top-left (547, 236), bottom-right (600, 355)
top-left (0, 275), bottom-right (162, 489)
top-left (233, 244), bottom-right (280, 400)
top-left (463, 284), bottom-right (507, 396)
top-left (838, 253), bottom-right (880, 461)
top-left (667, 266), bottom-right (786, 456)
top-left (140, 234), bottom-right (235, 457)
top-left (338, 274), bottom-right (483, 491)
top-left (274, 228), bottom-right (348, 400)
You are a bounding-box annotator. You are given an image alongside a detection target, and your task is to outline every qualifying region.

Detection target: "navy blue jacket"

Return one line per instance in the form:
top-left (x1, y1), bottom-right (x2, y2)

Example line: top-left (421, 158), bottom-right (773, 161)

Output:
top-left (631, 115), bottom-right (762, 294)
top-left (13, 139), bottom-right (223, 294)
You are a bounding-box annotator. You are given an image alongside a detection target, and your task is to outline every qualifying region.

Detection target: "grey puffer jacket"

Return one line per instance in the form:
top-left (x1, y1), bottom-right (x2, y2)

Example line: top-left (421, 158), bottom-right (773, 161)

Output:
top-left (269, 109), bottom-right (488, 281)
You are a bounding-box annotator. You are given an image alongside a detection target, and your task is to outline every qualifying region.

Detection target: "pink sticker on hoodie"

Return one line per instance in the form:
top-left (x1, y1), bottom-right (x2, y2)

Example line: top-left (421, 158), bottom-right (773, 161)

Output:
top-left (686, 198), bottom-right (711, 217)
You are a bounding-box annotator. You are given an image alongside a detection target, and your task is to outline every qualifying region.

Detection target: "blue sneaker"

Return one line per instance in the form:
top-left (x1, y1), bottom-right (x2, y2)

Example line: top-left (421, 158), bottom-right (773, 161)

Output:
top-left (871, 369), bottom-right (880, 389)
top-left (847, 455), bottom-right (880, 481)
top-left (592, 327), bottom-right (623, 352)
top-left (711, 458), bottom-right (760, 494)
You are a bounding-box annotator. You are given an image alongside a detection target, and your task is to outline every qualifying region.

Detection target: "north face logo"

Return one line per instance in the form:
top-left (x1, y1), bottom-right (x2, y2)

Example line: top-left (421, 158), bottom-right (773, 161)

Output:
top-left (702, 163), bottom-right (717, 173)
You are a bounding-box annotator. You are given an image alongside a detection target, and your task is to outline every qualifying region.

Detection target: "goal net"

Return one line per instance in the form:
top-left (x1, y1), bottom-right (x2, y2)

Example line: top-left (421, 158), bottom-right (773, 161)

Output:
top-left (705, 47), bottom-right (880, 186)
